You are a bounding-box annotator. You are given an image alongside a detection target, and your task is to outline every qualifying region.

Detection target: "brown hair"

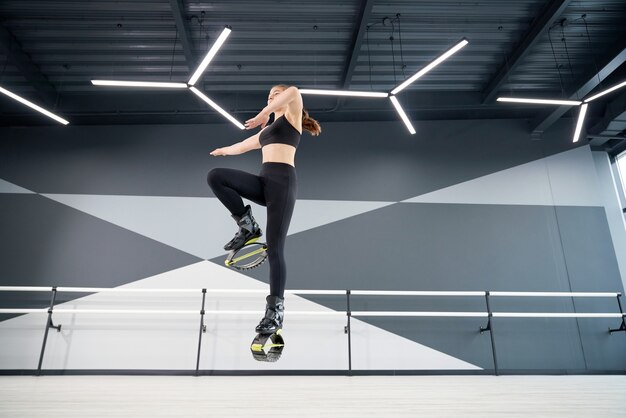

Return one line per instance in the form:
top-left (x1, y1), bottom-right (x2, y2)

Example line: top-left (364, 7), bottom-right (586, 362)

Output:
top-left (272, 84), bottom-right (322, 136)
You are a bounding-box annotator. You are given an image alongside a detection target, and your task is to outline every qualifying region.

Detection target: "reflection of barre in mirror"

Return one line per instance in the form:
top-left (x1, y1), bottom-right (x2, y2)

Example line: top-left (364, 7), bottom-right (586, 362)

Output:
top-left (0, 287), bottom-right (624, 375)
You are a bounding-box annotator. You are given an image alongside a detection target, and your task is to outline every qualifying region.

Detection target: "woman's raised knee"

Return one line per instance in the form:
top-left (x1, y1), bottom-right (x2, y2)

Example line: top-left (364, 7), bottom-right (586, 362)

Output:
top-left (207, 168), bottom-right (225, 187)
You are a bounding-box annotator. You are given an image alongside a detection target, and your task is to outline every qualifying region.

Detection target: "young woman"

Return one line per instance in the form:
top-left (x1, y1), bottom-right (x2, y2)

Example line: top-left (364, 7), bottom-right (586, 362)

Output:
top-left (208, 85), bottom-right (321, 334)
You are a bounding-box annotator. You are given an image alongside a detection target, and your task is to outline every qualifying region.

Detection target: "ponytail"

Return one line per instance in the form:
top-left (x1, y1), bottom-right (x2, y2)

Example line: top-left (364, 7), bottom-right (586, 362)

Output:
top-left (271, 84), bottom-right (322, 136)
top-left (302, 108), bottom-right (322, 136)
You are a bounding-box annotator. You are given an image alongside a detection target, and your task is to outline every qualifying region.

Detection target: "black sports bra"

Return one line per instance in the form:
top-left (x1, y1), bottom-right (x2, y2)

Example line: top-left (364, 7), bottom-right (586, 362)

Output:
top-left (259, 115), bottom-right (301, 149)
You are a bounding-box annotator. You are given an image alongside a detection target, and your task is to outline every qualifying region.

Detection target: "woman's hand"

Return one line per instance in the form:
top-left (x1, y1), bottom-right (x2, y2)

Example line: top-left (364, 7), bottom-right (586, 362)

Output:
top-left (210, 147), bottom-right (229, 156)
top-left (244, 110), bottom-right (270, 130)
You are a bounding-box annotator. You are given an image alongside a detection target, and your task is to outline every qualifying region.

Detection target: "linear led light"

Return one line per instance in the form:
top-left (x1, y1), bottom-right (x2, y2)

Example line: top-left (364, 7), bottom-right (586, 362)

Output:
top-left (55, 287), bottom-right (199, 293)
top-left (0, 85), bottom-right (69, 125)
top-left (497, 97), bottom-right (582, 106)
top-left (389, 95), bottom-right (416, 134)
top-left (188, 26), bottom-right (232, 86)
top-left (299, 89), bottom-right (389, 98)
top-left (0, 309), bottom-right (48, 314)
top-left (489, 291), bottom-right (619, 298)
top-left (351, 290), bottom-right (487, 296)
top-left (288, 290), bottom-right (347, 295)
top-left (0, 286), bottom-right (55, 292)
top-left (572, 103), bottom-right (588, 143)
top-left (189, 86), bottom-right (245, 129)
top-left (584, 79), bottom-right (626, 102)
top-left (390, 38), bottom-right (469, 95)
top-left (91, 80), bottom-right (188, 88)
top-left (352, 311), bottom-right (488, 317)
top-left (493, 312), bottom-right (623, 318)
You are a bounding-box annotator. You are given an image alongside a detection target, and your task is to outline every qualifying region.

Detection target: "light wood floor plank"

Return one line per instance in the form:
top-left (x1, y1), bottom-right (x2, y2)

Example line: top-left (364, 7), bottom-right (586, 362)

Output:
top-left (1, 375), bottom-right (625, 417)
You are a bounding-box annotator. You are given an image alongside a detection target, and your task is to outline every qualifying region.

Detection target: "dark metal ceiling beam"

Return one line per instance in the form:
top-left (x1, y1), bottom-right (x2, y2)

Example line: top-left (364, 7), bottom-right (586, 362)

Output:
top-left (341, 0), bottom-right (375, 89)
top-left (335, 0), bottom-right (375, 110)
top-left (0, 23), bottom-right (58, 106)
top-left (587, 88), bottom-right (626, 153)
top-left (531, 34), bottom-right (626, 136)
top-left (588, 88), bottom-right (626, 137)
top-left (169, 0), bottom-right (196, 72)
top-left (481, 0), bottom-right (571, 104)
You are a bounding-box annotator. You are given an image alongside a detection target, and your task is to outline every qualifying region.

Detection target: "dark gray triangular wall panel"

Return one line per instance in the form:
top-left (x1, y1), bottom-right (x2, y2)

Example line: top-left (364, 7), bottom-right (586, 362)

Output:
top-left (0, 119), bottom-right (579, 200)
top-left (216, 202), bottom-right (623, 370)
top-left (0, 194), bottom-right (201, 321)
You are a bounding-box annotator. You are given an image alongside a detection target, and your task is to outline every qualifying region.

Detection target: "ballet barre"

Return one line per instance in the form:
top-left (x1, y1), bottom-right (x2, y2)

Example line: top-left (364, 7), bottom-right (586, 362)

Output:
top-left (0, 287), bottom-right (624, 376)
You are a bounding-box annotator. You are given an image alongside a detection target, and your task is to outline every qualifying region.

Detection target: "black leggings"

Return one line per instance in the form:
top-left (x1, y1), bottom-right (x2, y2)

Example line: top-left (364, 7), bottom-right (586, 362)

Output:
top-left (207, 162), bottom-right (297, 298)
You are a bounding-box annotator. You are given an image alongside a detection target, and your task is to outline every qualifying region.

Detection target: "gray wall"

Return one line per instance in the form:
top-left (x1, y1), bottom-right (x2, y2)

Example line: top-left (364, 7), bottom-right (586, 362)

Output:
top-left (0, 117), bottom-right (625, 373)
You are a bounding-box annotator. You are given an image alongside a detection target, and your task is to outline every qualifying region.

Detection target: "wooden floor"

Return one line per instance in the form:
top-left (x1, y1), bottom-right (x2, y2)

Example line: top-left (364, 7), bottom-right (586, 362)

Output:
top-left (0, 375), bottom-right (625, 417)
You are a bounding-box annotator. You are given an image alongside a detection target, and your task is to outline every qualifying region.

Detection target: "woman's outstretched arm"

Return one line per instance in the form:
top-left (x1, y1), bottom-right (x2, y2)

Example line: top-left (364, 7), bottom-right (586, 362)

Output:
top-left (245, 86), bottom-right (303, 130)
top-left (210, 131), bottom-right (262, 156)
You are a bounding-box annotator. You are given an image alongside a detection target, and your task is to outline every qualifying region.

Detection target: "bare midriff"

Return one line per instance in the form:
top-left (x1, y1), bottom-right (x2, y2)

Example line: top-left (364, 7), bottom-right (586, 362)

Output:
top-left (261, 143), bottom-right (297, 167)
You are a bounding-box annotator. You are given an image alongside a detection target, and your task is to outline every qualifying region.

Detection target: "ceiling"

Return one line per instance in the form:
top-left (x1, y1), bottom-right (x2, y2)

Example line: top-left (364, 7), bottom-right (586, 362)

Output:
top-left (1, 0), bottom-right (626, 150)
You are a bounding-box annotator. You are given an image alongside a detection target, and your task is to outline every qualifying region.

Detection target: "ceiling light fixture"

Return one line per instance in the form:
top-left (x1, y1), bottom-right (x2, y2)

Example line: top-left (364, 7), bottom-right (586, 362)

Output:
top-left (0, 85), bottom-right (69, 125)
top-left (389, 95), bottom-right (416, 134)
top-left (497, 23), bottom-right (626, 143)
top-left (91, 26), bottom-right (243, 128)
top-left (496, 97), bottom-right (582, 106)
top-left (572, 103), bottom-right (588, 142)
top-left (583, 79), bottom-right (626, 103)
top-left (91, 80), bottom-right (188, 89)
top-left (188, 27), bottom-right (232, 86)
top-left (498, 82), bottom-right (626, 143)
top-left (189, 87), bottom-right (245, 129)
top-left (299, 89), bottom-right (388, 98)
top-left (301, 37), bottom-right (469, 135)
top-left (390, 38), bottom-right (469, 95)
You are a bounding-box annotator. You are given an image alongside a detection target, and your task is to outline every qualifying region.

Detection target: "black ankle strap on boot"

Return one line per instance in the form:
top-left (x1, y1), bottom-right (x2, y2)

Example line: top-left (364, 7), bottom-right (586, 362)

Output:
top-left (256, 295), bottom-right (285, 332)
top-left (264, 296), bottom-right (284, 323)
top-left (266, 295), bottom-right (284, 308)
top-left (233, 205), bottom-right (256, 232)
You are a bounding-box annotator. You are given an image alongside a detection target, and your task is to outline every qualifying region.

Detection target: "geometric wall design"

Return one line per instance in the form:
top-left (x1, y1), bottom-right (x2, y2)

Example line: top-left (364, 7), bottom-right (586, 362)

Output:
top-left (1, 119), bottom-right (625, 373)
top-left (0, 178), bottom-right (34, 194)
top-left (0, 261), bottom-right (482, 371)
top-left (403, 146), bottom-right (602, 207)
top-left (41, 194), bottom-right (396, 259)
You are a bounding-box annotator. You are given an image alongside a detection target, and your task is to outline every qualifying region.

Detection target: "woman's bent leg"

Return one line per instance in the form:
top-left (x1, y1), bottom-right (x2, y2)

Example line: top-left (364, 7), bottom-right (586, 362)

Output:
top-left (207, 168), bottom-right (266, 216)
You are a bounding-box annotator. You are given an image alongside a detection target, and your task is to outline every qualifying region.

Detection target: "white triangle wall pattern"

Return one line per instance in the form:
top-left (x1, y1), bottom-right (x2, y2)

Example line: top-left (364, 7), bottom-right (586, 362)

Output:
top-left (42, 194), bottom-right (395, 259)
top-left (403, 146), bottom-right (602, 207)
top-left (0, 178), bottom-right (35, 194)
top-left (0, 261), bottom-right (480, 371)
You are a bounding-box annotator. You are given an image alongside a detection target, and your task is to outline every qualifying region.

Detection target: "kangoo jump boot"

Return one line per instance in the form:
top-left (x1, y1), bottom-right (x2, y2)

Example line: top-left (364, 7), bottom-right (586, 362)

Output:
top-left (224, 204), bottom-right (262, 251)
top-left (255, 295), bottom-right (285, 334)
